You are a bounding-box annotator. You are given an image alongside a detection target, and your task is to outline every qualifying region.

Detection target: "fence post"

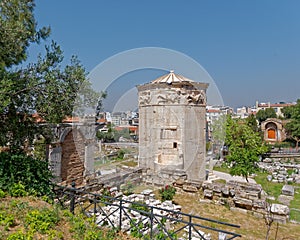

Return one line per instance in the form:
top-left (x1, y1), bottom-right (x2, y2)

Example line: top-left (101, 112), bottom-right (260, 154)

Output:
top-left (150, 207), bottom-right (154, 239)
top-left (188, 215), bottom-right (192, 240)
top-left (93, 194), bottom-right (97, 216)
top-left (119, 199), bottom-right (123, 231)
top-left (70, 181), bottom-right (75, 214)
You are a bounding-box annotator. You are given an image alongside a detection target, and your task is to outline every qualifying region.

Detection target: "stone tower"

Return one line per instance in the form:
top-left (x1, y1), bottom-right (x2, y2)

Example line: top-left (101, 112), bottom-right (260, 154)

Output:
top-left (137, 71), bottom-right (208, 182)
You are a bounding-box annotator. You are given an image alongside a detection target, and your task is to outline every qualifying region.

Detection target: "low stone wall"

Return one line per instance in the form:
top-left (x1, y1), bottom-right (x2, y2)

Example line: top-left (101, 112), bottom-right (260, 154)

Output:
top-left (201, 180), bottom-right (290, 224)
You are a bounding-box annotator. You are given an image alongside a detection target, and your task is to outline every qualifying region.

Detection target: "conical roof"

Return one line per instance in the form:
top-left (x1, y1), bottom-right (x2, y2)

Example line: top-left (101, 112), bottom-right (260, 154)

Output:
top-left (151, 70), bottom-right (194, 84)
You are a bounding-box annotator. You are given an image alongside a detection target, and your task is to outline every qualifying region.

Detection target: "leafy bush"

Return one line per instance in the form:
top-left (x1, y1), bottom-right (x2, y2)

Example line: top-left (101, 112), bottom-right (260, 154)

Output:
top-left (159, 185), bottom-right (176, 201)
top-left (25, 208), bottom-right (60, 234)
top-left (0, 152), bottom-right (53, 197)
top-left (7, 230), bottom-right (30, 240)
top-left (0, 189), bottom-right (6, 198)
top-left (9, 182), bottom-right (27, 197)
top-left (0, 211), bottom-right (15, 230)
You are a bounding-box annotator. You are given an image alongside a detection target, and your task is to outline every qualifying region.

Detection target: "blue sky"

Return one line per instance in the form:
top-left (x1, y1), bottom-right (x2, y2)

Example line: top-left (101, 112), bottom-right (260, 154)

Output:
top-left (28, 0), bottom-right (300, 110)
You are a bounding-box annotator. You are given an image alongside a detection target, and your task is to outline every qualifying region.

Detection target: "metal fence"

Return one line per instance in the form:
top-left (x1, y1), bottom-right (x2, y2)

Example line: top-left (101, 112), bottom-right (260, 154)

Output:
top-left (53, 183), bottom-right (241, 240)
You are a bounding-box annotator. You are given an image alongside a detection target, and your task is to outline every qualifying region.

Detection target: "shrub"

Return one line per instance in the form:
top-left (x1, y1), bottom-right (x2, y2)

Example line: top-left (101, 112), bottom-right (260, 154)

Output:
top-left (159, 185), bottom-right (176, 202)
top-left (0, 152), bottom-right (53, 197)
top-left (25, 208), bottom-right (60, 234)
top-left (9, 182), bottom-right (27, 197)
top-left (0, 189), bottom-right (6, 198)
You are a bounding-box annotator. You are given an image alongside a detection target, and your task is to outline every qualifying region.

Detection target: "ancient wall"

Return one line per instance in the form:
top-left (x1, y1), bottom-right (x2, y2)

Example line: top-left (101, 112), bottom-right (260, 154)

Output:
top-left (61, 129), bottom-right (85, 185)
top-left (48, 122), bottom-right (96, 186)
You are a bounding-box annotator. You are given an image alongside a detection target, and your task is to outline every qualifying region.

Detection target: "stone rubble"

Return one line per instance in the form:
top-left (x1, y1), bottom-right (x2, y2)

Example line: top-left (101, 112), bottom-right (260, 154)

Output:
top-left (259, 158), bottom-right (300, 183)
top-left (91, 188), bottom-right (211, 239)
top-left (201, 180), bottom-right (290, 224)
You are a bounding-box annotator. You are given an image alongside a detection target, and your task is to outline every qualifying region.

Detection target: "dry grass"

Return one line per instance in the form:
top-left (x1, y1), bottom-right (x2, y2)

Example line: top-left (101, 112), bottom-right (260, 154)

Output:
top-left (173, 191), bottom-right (300, 240)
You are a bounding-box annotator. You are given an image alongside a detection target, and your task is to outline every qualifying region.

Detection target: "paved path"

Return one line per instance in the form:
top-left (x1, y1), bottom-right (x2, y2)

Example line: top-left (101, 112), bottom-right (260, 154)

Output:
top-left (212, 170), bottom-right (257, 184)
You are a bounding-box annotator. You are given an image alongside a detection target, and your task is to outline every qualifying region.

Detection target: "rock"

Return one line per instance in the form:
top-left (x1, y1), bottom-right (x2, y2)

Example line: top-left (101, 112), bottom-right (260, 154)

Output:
top-left (233, 197), bottom-right (252, 210)
top-left (175, 178), bottom-right (185, 186)
top-left (278, 195), bottom-right (294, 205)
top-left (203, 189), bottom-right (213, 199)
top-left (267, 175), bottom-right (272, 181)
top-left (110, 187), bottom-right (118, 192)
top-left (270, 203), bottom-right (289, 215)
top-left (221, 186), bottom-right (229, 197)
top-left (252, 199), bottom-right (267, 210)
top-left (281, 185), bottom-right (294, 196)
top-left (183, 184), bottom-right (198, 193)
top-left (141, 189), bottom-right (153, 195)
top-left (219, 232), bottom-right (227, 240)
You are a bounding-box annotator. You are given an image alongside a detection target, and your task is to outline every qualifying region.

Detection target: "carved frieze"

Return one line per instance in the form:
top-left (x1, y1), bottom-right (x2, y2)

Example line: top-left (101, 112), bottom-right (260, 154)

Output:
top-left (139, 88), bottom-right (206, 106)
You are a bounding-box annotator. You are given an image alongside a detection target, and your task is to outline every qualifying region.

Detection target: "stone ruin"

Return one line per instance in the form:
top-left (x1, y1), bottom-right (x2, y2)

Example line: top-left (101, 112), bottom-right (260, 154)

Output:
top-left (202, 180), bottom-right (291, 224)
top-left (137, 71), bottom-right (208, 183)
top-left (259, 157), bottom-right (300, 184)
top-left (48, 120), bottom-right (96, 185)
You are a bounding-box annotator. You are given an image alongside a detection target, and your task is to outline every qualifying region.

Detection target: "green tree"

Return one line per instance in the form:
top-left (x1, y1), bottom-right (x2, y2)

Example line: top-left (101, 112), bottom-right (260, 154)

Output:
top-left (0, 0), bottom-right (103, 152)
top-left (282, 99), bottom-right (300, 150)
top-left (256, 108), bottom-right (277, 124)
top-left (246, 114), bottom-right (259, 132)
top-left (225, 116), bottom-right (268, 182)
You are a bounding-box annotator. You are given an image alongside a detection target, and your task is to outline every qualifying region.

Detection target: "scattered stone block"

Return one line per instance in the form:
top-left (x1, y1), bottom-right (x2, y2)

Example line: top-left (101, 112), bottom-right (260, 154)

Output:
top-left (233, 197), bottom-right (253, 210)
top-left (281, 185), bottom-right (294, 196)
top-left (183, 184), bottom-right (198, 193)
top-left (271, 203), bottom-right (289, 215)
top-left (204, 189), bottom-right (213, 199)
top-left (278, 195), bottom-right (294, 205)
top-left (267, 175), bottom-right (272, 181)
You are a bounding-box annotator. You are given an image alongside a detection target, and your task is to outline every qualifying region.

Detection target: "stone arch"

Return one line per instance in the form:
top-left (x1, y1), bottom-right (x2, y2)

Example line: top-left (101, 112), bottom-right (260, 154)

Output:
top-left (261, 118), bottom-right (286, 143)
top-left (61, 128), bottom-right (85, 185)
top-left (266, 122), bottom-right (277, 140)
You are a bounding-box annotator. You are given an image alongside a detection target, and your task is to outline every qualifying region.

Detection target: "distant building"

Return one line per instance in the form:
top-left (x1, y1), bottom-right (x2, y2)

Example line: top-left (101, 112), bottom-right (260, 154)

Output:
top-left (255, 101), bottom-right (295, 117)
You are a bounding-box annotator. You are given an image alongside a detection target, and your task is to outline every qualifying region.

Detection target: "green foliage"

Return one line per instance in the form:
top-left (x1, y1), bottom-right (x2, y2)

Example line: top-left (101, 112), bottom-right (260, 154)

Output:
top-left (282, 99), bottom-right (300, 149)
top-left (9, 182), bottom-right (27, 197)
top-left (0, 0), bottom-right (103, 152)
top-left (225, 116), bottom-right (268, 182)
top-left (121, 181), bottom-right (134, 196)
top-left (7, 230), bottom-right (31, 240)
top-left (0, 189), bottom-right (6, 198)
top-left (254, 172), bottom-right (284, 200)
top-left (130, 201), bottom-right (150, 216)
top-left (130, 219), bottom-right (144, 238)
top-left (246, 114), bottom-right (259, 132)
top-left (159, 185), bottom-right (176, 202)
top-left (0, 211), bottom-right (15, 230)
top-left (25, 208), bottom-right (60, 234)
top-left (0, 0), bottom-right (50, 68)
top-left (256, 108), bottom-right (277, 124)
top-left (0, 152), bottom-right (53, 197)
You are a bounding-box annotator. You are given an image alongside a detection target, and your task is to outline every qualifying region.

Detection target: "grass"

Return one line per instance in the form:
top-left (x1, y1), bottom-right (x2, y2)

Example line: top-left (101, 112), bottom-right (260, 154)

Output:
top-left (213, 165), bottom-right (231, 174)
top-left (290, 187), bottom-right (300, 222)
top-left (254, 172), bottom-right (284, 200)
top-left (173, 191), bottom-right (300, 240)
top-left (0, 196), bottom-right (135, 240)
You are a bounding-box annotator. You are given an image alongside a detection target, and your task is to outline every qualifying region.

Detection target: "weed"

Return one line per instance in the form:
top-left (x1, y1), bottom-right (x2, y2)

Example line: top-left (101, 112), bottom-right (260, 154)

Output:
top-left (159, 185), bottom-right (176, 202)
top-left (9, 182), bottom-right (27, 197)
top-left (0, 211), bottom-right (15, 230)
top-left (130, 201), bottom-right (150, 216)
top-left (0, 189), bottom-right (6, 198)
top-left (25, 208), bottom-right (60, 234)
